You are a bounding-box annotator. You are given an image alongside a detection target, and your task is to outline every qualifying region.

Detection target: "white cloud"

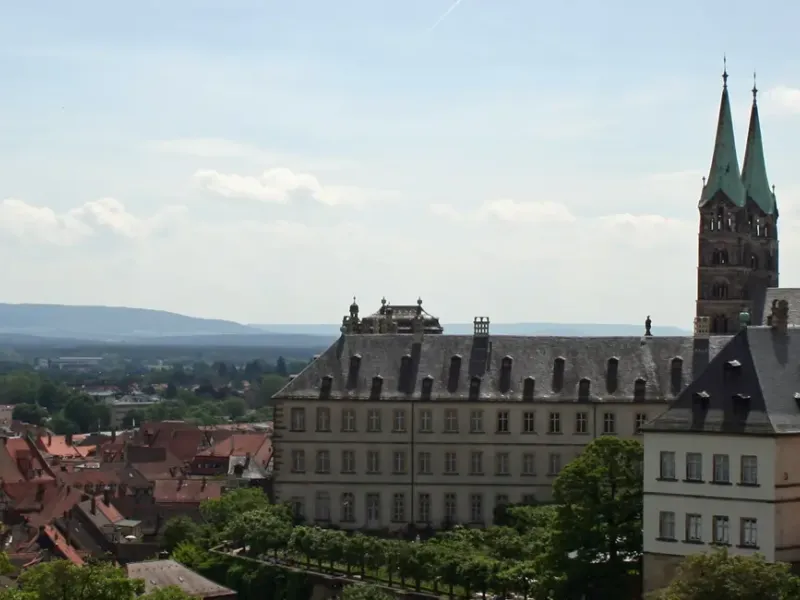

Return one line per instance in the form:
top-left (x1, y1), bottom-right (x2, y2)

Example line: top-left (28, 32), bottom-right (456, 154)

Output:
top-left (0, 198), bottom-right (186, 245)
top-left (761, 86), bottom-right (800, 116)
top-left (194, 167), bottom-right (398, 207)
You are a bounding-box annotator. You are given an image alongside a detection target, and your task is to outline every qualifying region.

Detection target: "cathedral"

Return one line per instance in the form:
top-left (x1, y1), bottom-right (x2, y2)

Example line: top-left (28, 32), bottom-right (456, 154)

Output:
top-left (696, 64), bottom-right (779, 333)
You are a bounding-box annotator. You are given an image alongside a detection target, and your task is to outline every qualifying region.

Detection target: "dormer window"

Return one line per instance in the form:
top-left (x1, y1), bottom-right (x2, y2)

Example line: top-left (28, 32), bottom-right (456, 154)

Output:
top-left (606, 357), bottom-right (619, 394)
top-left (670, 357), bottom-right (683, 396)
top-left (320, 375), bottom-right (333, 400)
top-left (399, 354), bottom-right (413, 394)
top-left (693, 390), bottom-right (710, 409)
top-left (633, 378), bottom-right (646, 402)
top-left (499, 356), bottom-right (513, 394)
top-left (522, 377), bottom-right (535, 402)
top-left (421, 375), bottom-right (434, 400)
top-left (733, 393), bottom-right (751, 415)
top-left (794, 392), bottom-right (800, 409)
top-left (578, 378), bottom-right (590, 402)
top-left (370, 375), bottom-right (383, 400)
top-left (725, 359), bottom-right (742, 371)
top-left (469, 376), bottom-right (481, 401)
top-left (552, 357), bottom-right (565, 392)
top-left (346, 354), bottom-right (361, 390)
top-left (448, 354), bottom-right (462, 393)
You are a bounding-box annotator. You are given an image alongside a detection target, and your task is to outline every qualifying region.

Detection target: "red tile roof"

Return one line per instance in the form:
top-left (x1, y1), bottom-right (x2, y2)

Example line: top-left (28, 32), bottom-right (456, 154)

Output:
top-left (198, 433), bottom-right (269, 458)
top-left (152, 479), bottom-right (223, 504)
top-left (37, 435), bottom-right (82, 459)
top-left (94, 495), bottom-right (124, 523)
top-left (42, 525), bottom-right (83, 566)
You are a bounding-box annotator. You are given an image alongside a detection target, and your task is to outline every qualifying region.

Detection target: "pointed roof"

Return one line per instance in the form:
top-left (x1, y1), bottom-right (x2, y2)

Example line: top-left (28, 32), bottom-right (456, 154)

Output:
top-left (742, 77), bottom-right (777, 215)
top-left (699, 66), bottom-right (746, 208)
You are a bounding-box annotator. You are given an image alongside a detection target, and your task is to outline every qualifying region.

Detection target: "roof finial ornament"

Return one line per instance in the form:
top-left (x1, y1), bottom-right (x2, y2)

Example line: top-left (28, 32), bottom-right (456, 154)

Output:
top-left (752, 70), bottom-right (758, 101)
top-left (722, 54), bottom-right (728, 88)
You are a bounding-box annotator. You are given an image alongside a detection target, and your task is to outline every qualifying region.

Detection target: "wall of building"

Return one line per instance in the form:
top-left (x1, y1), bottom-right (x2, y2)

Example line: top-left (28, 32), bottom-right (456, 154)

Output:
top-left (774, 435), bottom-right (800, 562)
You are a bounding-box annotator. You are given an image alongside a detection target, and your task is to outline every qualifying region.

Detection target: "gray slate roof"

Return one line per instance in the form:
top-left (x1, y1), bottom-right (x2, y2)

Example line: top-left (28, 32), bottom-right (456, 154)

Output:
top-left (646, 326), bottom-right (800, 435)
top-left (127, 559), bottom-right (235, 599)
top-left (276, 334), bottom-right (731, 402)
top-left (762, 288), bottom-right (800, 327)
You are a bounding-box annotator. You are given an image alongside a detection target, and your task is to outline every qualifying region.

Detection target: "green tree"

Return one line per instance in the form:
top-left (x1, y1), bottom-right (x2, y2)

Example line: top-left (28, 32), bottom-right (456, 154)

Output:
top-left (275, 356), bottom-right (288, 377)
top-left (12, 403), bottom-right (47, 425)
top-left (165, 382), bottom-right (178, 399)
top-left (200, 488), bottom-right (270, 531)
top-left (17, 560), bottom-right (144, 600)
top-left (341, 583), bottom-right (392, 600)
top-left (656, 548), bottom-right (800, 600)
top-left (223, 397), bottom-right (247, 419)
top-left (550, 436), bottom-right (643, 599)
top-left (162, 515), bottom-right (202, 552)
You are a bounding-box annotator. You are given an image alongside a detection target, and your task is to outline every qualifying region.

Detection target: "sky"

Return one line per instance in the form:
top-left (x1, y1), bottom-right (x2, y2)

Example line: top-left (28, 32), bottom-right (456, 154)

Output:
top-left (2, 0), bottom-right (800, 327)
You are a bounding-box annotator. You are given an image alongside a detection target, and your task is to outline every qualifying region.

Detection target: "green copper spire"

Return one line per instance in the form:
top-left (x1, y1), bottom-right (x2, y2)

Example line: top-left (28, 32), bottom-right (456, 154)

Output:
top-left (699, 60), bottom-right (746, 208)
top-left (741, 72), bottom-right (778, 215)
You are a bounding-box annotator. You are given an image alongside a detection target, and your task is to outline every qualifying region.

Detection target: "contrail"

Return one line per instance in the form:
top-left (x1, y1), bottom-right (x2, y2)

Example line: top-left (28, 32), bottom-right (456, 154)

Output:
top-left (427, 0), bottom-right (465, 33)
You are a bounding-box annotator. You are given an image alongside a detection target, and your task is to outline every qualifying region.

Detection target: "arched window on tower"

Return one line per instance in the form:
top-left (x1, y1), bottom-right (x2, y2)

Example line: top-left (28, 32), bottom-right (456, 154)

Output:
top-left (711, 281), bottom-right (729, 299)
top-left (715, 207), bottom-right (724, 231)
top-left (764, 224), bottom-right (770, 238)
top-left (710, 314), bottom-right (728, 334)
top-left (756, 221), bottom-right (762, 237)
top-left (711, 249), bottom-right (728, 265)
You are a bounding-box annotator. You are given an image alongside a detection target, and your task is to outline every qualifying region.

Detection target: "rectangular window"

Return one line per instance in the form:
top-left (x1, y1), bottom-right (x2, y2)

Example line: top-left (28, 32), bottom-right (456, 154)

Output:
top-left (367, 409), bottom-right (382, 433)
top-left (315, 450), bottom-right (330, 474)
top-left (419, 409), bottom-right (432, 433)
top-left (392, 409), bottom-right (407, 432)
top-left (469, 494), bottom-right (483, 523)
top-left (659, 451), bottom-right (676, 480)
top-left (685, 514), bottom-right (702, 542)
top-left (366, 493), bottom-right (380, 524)
top-left (496, 410), bottom-right (510, 433)
top-left (367, 450), bottom-right (380, 474)
top-left (575, 412), bottom-right (588, 434)
top-left (713, 515), bottom-right (730, 545)
top-left (290, 407), bottom-right (305, 432)
top-left (495, 494), bottom-right (509, 509)
top-left (392, 450), bottom-right (407, 474)
top-left (417, 493), bottom-right (431, 523)
top-left (602, 412), bottom-right (616, 434)
top-left (444, 409), bottom-right (459, 433)
top-left (495, 452), bottom-right (510, 475)
top-left (341, 450), bottom-right (355, 474)
top-left (444, 493), bottom-right (457, 523)
top-left (549, 412), bottom-right (561, 434)
top-left (658, 511), bottom-right (675, 540)
top-left (418, 451), bottom-right (432, 474)
top-left (470, 451), bottom-right (483, 475)
top-left (686, 452), bottom-right (702, 481)
top-left (740, 518), bottom-right (758, 547)
top-left (522, 494), bottom-right (537, 505)
top-left (392, 493), bottom-right (406, 522)
top-left (314, 492), bottom-right (330, 521)
top-left (635, 413), bottom-right (647, 433)
top-left (341, 409), bottom-right (356, 432)
top-left (522, 453), bottom-right (536, 476)
top-left (713, 454), bottom-right (730, 483)
top-left (340, 493), bottom-right (354, 522)
top-left (523, 411), bottom-right (536, 433)
top-left (469, 409), bottom-right (484, 433)
top-left (291, 450), bottom-right (305, 473)
top-left (316, 407), bottom-right (331, 432)
top-left (444, 452), bottom-right (458, 474)
top-left (741, 455), bottom-right (758, 485)
top-left (291, 497), bottom-right (305, 520)
top-left (548, 452), bottom-right (561, 475)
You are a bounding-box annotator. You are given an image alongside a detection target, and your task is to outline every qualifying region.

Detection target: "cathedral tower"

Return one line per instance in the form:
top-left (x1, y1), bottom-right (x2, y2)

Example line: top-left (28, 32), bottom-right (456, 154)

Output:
top-left (696, 65), bottom-right (779, 333)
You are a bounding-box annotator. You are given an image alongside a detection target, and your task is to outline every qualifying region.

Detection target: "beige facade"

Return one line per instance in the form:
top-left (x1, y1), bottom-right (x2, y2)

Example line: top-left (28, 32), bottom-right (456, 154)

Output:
top-left (274, 398), bottom-right (656, 529)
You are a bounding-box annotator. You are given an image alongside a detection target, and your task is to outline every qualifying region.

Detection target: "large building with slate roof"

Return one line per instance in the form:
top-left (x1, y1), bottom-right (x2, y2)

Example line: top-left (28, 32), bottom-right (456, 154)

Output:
top-left (642, 300), bottom-right (800, 593)
top-left (696, 63), bottom-right (779, 333)
top-left (272, 293), bottom-right (729, 529)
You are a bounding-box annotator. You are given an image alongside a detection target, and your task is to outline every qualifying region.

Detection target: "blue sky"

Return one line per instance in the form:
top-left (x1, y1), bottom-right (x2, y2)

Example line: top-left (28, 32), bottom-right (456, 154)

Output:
top-left (1, 0), bottom-right (799, 327)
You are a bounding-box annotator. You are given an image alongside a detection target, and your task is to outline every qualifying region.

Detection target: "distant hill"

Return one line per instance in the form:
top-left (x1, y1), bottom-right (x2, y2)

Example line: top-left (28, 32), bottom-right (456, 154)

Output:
top-left (249, 322), bottom-right (691, 337)
top-left (0, 303), bottom-right (262, 340)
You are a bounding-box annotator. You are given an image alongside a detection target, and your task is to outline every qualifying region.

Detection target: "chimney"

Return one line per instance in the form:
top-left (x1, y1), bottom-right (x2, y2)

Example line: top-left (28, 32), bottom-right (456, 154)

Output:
top-left (473, 317), bottom-right (490, 337)
top-left (693, 316), bottom-right (710, 339)
top-left (65, 433), bottom-right (73, 446)
top-left (244, 452), bottom-right (251, 468)
top-left (201, 477), bottom-right (207, 490)
top-left (770, 299), bottom-right (789, 334)
top-left (90, 495), bottom-right (97, 515)
top-left (111, 428), bottom-right (117, 442)
top-left (47, 433), bottom-right (52, 446)
top-left (103, 487), bottom-right (111, 506)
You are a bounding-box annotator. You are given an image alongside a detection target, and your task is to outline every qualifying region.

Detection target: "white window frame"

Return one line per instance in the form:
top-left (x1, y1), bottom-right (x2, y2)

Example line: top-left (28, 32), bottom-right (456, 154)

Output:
top-left (523, 411), bottom-right (535, 433)
top-left (316, 407), bottom-right (331, 432)
top-left (659, 451), bottom-right (676, 480)
top-left (418, 451), bottom-right (431, 474)
top-left (419, 409), bottom-right (432, 433)
top-left (470, 451), bottom-right (483, 475)
top-left (603, 411), bottom-right (616, 434)
top-left (469, 494), bottom-right (483, 523)
top-left (341, 449), bottom-right (355, 473)
top-left (444, 451), bottom-right (457, 474)
top-left (392, 450), bottom-right (407, 474)
top-left (315, 450), bottom-right (330, 474)
top-left (522, 453), bottom-right (536, 476)
top-left (392, 493), bottom-right (405, 522)
top-left (366, 493), bottom-right (380, 522)
top-left (367, 409), bottom-right (381, 432)
top-left (444, 493), bottom-right (457, 522)
top-left (713, 454), bottom-right (730, 483)
top-left (635, 412), bottom-right (647, 433)
top-left (741, 518), bottom-right (758, 547)
top-left (713, 515), bottom-right (729, 544)
top-left (575, 411), bottom-right (588, 434)
top-left (340, 492), bottom-right (354, 522)
top-left (548, 452), bottom-right (561, 475)
top-left (367, 450), bottom-right (380, 474)
top-left (444, 409), bottom-right (459, 433)
top-left (685, 513), bottom-right (702, 542)
top-left (469, 409), bottom-right (484, 433)
top-left (741, 455), bottom-right (758, 485)
top-left (495, 452), bottom-right (509, 475)
top-left (314, 491), bottom-right (331, 521)
top-left (549, 412), bottom-right (561, 434)
top-left (658, 511), bottom-right (675, 540)
top-left (496, 410), bottom-right (509, 433)
top-left (392, 409), bottom-right (406, 432)
top-left (341, 408), bottom-right (356, 432)
top-left (686, 452), bottom-right (702, 481)
top-left (290, 407), bottom-right (305, 431)
top-left (417, 493), bottom-right (431, 523)
top-left (291, 449), bottom-right (305, 473)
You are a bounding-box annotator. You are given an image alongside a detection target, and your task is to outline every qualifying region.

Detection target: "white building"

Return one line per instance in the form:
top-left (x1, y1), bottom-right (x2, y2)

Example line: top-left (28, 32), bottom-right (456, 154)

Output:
top-left (642, 304), bottom-right (800, 593)
top-left (272, 299), bottom-right (728, 531)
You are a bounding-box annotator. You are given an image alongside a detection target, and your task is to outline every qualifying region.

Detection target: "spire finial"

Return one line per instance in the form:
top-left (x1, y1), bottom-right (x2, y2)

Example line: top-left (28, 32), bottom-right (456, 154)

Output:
top-left (722, 55), bottom-right (728, 88)
top-left (752, 71), bottom-right (758, 101)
